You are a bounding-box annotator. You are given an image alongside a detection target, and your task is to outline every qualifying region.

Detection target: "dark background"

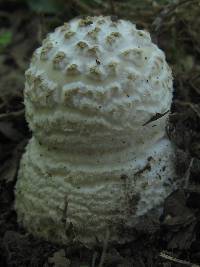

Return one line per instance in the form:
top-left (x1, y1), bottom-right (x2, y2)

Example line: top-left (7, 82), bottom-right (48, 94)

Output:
top-left (0, 0), bottom-right (200, 266)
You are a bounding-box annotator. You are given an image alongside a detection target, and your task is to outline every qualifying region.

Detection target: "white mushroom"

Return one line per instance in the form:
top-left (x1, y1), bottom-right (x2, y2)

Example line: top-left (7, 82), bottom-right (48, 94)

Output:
top-left (15, 16), bottom-right (176, 247)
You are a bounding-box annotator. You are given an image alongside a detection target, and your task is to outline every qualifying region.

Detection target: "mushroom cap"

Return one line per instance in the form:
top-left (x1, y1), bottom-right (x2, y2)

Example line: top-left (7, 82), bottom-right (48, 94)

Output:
top-left (25, 16), bottom-right (173, 154)
top-left (15, 16), bottom-right (176, 247)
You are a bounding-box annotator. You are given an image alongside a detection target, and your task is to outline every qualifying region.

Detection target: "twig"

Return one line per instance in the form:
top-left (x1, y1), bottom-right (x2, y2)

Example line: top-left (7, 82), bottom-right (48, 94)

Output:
top-left (72, 0), bottom-right (100, 15)
top-left (160, 251), bottom-right (200, 267)
top-left (152, 0), bottom-right (197, 34)
top-left (190, 105), bottom-right (200, 119)
top-left (110, 0), bottom-right (116, 15)
top-left (174, 100), bottom-right (200, 119)
top-left (0, 11), bottom-right (11, 18)
top-left (37, 13), bottom-right (47, 44)
top-left (0, 101), bottom-right (6, 111)
top-left (189, 81), bottom-right (200, 95)
top-left (185, 184), bottom-right (200, 194)
top-left (0, 109), bottom-right (24, 121)
top-left (98, 229), bottom-right (110, 267)
top-left (183, 157), bottom-right (194, 189)
top-left (92, 251), bottom-right (98, 267)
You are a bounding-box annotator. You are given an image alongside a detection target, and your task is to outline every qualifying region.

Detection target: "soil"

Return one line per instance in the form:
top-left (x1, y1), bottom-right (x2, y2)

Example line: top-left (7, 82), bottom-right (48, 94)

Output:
top-left (0, 0), bottom-right (200, 266)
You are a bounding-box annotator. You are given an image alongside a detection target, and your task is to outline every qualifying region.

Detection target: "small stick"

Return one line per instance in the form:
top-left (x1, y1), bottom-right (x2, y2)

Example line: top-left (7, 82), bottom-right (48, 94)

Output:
top-left (0, 109), bottom-right (24, 121)
top-left (183, 157), bottom-right (194, 189)
top-left (174, 100), bottom-right (200, 119)
top-left (110, 0), bottom-right (116, 15)
top-left (98, 229), bottom-right (110, 267)
top-left (92, 251), bottom-right (98, 267)
top-left (160, 251), bottom-right (200, 267)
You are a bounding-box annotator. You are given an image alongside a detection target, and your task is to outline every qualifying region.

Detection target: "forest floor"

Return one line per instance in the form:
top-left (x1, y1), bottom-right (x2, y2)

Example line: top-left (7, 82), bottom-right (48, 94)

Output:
top-left (0, 0), bottom-right (200, 266)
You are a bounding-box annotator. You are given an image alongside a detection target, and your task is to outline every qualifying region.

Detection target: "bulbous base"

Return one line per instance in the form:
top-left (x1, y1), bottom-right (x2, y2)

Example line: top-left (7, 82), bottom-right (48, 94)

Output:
top-left (15, 137), bottom-right (176, 247)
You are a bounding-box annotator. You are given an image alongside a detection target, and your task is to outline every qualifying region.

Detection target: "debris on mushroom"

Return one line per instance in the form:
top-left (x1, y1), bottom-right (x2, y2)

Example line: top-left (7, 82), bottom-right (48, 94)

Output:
top-left (15, 16), bottom-right (176, 247)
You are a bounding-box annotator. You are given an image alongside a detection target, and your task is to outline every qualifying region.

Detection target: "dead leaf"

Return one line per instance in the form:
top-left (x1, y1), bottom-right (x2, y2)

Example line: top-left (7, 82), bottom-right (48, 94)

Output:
top-left (162, 190), bottom-right (197, 250)
top-left (0, 121), bottom-right (23, 142)
top-left (48, 249), bottom-right (70, 267)
top-left (0, 139), bottom-right (27, 183)
top-left (163, 190), bottom-right (196, 228)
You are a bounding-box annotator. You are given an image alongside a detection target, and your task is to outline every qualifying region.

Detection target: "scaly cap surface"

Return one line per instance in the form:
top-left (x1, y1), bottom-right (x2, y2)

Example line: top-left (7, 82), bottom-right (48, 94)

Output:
top-left (24, 16), bottom-right (173, 154)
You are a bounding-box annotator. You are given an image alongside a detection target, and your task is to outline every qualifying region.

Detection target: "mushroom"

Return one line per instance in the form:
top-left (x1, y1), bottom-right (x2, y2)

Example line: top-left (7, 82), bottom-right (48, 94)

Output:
top-left (15, 16), bottom-right (176, 247)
